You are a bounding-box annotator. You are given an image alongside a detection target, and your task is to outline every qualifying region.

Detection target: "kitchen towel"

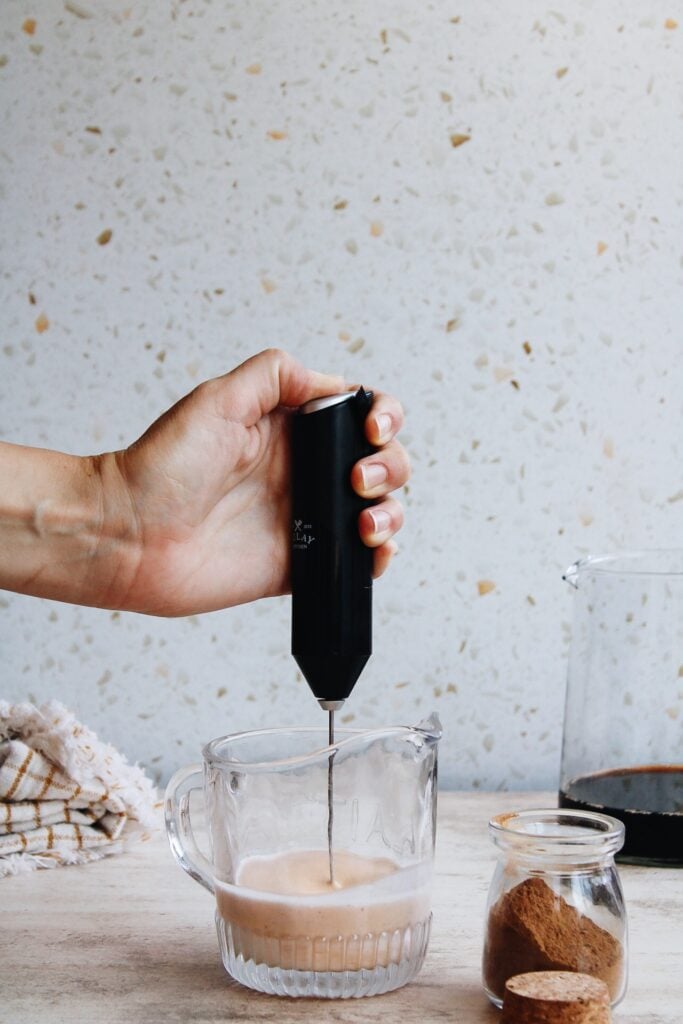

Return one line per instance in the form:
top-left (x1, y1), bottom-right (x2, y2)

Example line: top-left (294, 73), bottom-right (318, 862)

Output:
top-left (0, 699), bottom-right (157, 877)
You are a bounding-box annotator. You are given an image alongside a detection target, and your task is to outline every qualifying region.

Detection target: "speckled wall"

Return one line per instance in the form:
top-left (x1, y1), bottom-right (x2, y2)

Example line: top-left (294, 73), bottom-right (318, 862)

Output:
top-left (2, 1), bottom-right (682, 789)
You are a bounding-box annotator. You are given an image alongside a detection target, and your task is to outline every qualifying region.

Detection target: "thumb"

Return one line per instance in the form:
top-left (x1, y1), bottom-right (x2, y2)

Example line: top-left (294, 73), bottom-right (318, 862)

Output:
top-left (216, 348), bottom-right (346, 424)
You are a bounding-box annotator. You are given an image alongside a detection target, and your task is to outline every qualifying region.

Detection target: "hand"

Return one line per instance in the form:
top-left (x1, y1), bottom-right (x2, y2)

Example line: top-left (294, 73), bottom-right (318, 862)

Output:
top-left (95, 349), bottom-right (409, 615)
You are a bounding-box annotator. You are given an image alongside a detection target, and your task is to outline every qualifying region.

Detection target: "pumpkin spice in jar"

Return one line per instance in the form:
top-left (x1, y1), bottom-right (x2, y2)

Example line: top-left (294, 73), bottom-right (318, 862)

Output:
top-left (482, 809), bottom-right (627, 1009)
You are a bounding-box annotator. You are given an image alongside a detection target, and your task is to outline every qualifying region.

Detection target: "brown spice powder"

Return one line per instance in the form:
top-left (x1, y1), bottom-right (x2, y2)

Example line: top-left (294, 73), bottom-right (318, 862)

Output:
top-left (483, 877), bottom-right (624, 1001)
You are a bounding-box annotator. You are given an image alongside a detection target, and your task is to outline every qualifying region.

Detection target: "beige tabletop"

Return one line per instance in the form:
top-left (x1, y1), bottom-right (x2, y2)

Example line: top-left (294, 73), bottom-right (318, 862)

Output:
top-left (0, 791), bottom-right (680, 1024)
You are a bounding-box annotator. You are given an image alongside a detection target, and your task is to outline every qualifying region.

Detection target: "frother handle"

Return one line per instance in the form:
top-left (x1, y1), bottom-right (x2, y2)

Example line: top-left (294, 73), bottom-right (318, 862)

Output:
top-left (164, 764), bottom-right (215, 894)
top-left (291, 388), bottom-right (375, 703)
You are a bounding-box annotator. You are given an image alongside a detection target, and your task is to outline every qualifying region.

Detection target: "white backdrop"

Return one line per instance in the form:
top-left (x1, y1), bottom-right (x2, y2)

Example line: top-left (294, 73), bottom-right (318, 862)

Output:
top-left (1, 0), bottom-right (682, 787)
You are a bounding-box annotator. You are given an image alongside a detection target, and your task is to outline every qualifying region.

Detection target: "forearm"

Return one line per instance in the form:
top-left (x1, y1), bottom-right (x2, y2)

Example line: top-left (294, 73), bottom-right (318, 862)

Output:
top-left (0, 443), bottom-right (139, 609)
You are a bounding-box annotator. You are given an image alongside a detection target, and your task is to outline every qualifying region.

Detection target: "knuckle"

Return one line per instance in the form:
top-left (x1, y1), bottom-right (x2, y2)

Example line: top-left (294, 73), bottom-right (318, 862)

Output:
top-left (386, 441), bottom-right (411, 481)
top-left (193, 377), bottom-right (219, 402)
top-left (261, 346), bottom-right (288, 365)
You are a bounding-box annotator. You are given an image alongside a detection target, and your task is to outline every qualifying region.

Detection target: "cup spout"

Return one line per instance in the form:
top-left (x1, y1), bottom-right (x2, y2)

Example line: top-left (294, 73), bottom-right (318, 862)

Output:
top-left (414, 712), bottom-right (443, 744)
top-left (563, 560), bottom-right (581, 589)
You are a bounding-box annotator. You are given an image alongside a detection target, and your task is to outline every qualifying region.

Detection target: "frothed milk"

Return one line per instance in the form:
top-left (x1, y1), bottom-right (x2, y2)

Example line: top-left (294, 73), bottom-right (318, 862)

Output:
top-left (216, 849), bottom-right (431, 972)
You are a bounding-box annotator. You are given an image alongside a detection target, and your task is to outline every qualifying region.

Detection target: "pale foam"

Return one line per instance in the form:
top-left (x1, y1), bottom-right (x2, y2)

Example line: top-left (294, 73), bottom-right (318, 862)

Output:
top-left (215, 848), bottom-right (431, 970)
top-left (236, 848), bottom-right (401, 897)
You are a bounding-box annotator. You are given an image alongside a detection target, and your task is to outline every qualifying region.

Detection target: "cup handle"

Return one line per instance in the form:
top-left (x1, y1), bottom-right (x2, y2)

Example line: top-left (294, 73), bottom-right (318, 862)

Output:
top-left (164, 763), bottom-right (215, 894)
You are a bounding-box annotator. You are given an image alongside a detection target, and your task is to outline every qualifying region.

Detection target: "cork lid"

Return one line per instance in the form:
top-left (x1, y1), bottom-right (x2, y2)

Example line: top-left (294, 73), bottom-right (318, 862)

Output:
top-left (501, 971), bottom-right (611, 1024)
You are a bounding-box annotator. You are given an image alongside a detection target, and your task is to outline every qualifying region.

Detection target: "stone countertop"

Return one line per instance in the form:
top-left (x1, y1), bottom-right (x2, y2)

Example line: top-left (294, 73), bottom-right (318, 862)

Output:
top-left (0, 791), bottom-right (680, 1024)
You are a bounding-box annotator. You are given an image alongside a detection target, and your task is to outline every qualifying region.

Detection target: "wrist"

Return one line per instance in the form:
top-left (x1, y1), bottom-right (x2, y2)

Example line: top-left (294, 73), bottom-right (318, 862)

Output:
top-left (87, 451), bottom-right (143, 610)
top-left (0, 442), bottom-right (141, 610)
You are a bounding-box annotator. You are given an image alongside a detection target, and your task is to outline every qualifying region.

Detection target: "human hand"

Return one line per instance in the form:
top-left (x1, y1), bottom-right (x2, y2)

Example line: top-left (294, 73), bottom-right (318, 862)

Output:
top-left (97, 349), bottom-right (409, 615)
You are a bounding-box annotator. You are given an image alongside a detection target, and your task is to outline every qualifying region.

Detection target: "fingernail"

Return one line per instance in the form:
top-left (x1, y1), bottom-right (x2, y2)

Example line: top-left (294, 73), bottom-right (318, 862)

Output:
top-left (375, 413), bottom-right (392, 441)
top-left (369, 508), bottom-right (392, 535)
top-left (361, 462), bottom-right (388, 489)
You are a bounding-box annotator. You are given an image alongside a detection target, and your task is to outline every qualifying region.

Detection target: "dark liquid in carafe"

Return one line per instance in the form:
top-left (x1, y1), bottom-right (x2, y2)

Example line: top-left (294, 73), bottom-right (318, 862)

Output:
top-left (560, 765), bottom-right (683, 865)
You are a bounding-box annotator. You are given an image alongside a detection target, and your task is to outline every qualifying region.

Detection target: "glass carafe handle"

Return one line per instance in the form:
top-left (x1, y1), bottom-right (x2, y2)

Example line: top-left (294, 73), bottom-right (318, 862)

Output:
top-left (164, 764), bottom-right (214, 894)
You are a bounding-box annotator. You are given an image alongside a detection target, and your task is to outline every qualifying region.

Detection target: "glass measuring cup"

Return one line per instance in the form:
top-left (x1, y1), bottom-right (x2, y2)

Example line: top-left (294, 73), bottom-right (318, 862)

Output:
top-left (165, 715), bottom-right (441, 997)
top-left (560, 551), bottom-right (683, 864)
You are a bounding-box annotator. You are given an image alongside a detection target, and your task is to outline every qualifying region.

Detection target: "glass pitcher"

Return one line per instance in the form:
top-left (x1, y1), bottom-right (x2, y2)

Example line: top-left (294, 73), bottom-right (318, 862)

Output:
top-left (559, 551), bottom-right (683, 865)
top-left (165, 715), bottom-right (441, 997)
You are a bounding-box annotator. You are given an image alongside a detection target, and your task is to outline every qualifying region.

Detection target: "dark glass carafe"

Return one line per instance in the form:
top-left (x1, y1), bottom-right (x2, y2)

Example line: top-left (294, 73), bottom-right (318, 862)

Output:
top-left (559, 552), bottom-right (683, 866)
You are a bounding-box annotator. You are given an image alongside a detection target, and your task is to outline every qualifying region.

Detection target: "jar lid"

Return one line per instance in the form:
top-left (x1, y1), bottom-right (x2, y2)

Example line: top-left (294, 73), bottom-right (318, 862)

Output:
top-left (490, 808), bottom-right (625, 862)
top-left (502, 971), bottom-right (611, 1023)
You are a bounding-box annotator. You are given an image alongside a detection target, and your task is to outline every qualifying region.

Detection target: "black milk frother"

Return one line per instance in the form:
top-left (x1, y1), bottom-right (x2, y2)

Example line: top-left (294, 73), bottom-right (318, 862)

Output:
top-left (291, 387), bottom-right (375, 883)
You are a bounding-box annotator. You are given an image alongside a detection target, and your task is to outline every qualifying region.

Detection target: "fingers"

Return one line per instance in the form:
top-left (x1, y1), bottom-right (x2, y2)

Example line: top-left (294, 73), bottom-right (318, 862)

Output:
top-left (359, 496), bottom-right (404, 548)
top-left (351, 439), bottom-right (411, 499)
top-left (355, 392), bottom-right (408, 573)
top-left (213, 349), bottom-right (345, 425)
top-left (373, 540), bottom-right (399, 580)
top-left (364, 391), bottom-right (405, 446)
top-left (210, 352), bottom-right (406, 446)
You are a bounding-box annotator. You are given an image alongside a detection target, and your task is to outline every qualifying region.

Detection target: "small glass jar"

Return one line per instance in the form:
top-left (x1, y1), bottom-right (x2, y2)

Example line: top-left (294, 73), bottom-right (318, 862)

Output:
top-left (482, 809), bottom-right (628, 1009)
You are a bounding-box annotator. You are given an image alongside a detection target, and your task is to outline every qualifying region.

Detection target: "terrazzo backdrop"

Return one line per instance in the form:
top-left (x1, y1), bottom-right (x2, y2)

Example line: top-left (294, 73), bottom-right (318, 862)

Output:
top-left (2, 0), bottom-right (683, 789)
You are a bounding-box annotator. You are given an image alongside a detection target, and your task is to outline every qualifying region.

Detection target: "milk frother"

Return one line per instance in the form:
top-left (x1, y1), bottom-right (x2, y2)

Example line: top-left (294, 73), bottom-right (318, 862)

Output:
top-left (291, 387), bottom-right (375, 882)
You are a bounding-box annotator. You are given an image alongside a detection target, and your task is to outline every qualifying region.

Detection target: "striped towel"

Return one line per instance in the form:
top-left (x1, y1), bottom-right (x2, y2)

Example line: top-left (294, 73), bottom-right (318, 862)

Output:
top-left (0, 700), bottom-right (157, 876)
